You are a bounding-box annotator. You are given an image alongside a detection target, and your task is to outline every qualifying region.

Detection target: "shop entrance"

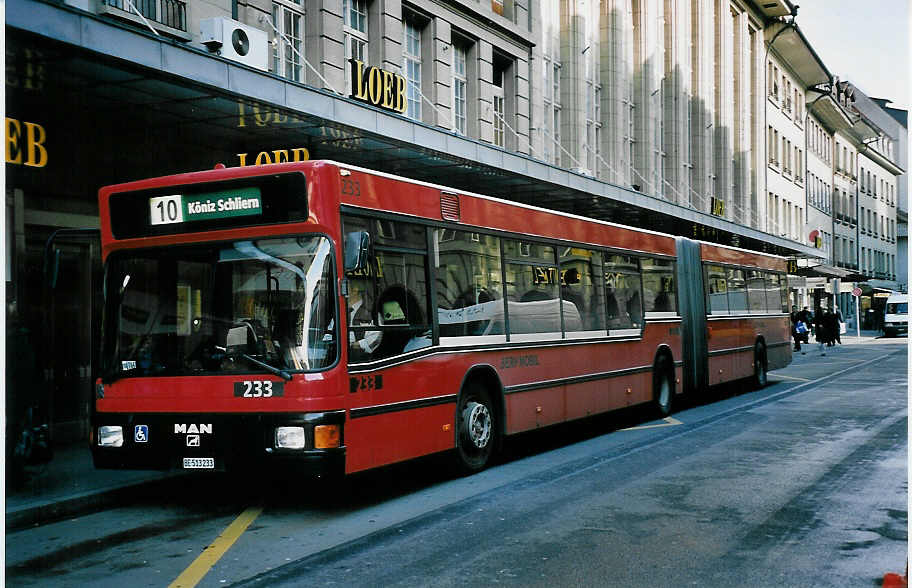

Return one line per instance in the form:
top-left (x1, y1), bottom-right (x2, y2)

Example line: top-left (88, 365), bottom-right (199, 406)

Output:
top-left (24, 229), bottom-right (102, 445)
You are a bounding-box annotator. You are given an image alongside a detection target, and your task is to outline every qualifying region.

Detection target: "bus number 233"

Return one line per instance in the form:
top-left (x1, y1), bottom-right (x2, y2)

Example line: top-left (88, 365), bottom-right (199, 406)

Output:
top-left (234, 380), bottom-right (284, 397)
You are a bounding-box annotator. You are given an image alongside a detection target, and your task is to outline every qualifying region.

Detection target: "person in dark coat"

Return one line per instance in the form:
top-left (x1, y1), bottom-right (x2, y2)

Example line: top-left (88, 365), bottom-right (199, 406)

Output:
top-left (790, 306), bottom-right (806, 351)
top-left (814, 308), bottom-right (828, 351)
top-left (799, 306), bottom-right (813, 341)
top-left (823, 309), bottom-right (839, 347)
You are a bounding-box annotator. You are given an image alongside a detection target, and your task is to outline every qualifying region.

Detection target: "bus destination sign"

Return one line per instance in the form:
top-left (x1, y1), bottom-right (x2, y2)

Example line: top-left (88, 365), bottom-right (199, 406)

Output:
top-left (149, 187), bottom-right (263, 226)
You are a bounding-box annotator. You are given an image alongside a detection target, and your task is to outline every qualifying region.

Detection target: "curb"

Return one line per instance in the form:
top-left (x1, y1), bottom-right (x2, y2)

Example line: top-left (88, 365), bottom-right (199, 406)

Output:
top-left (6, 473), bottom-right (185, 532)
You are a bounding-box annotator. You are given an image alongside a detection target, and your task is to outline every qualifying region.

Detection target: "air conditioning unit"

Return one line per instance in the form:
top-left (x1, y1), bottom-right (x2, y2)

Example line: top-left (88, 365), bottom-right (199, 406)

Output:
top-left (200, 17), bottom-right (269, 71)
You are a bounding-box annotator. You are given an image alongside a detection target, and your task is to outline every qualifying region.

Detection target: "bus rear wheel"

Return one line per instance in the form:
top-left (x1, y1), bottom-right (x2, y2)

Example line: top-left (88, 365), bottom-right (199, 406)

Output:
top-left (753, 343), bottom-right (768, 389)
top-left (652, 355), bottom-right (674, 417)
top-left (455, 386), bottom-right (496, 474)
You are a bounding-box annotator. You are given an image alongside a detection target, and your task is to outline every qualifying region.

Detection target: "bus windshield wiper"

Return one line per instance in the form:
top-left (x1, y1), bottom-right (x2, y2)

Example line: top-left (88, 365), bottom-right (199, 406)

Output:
top-left (215, 346), bottom-right (292, 381)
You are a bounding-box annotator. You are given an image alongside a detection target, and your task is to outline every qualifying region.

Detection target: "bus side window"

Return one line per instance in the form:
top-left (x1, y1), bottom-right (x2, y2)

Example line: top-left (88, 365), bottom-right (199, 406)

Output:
top-left (704, 264), bottom-right (729, 315)
top-left (560, 248), bottom-right (606, 337)
top-left (745, 270), bottom-right (766, 314)
top-left (764, 273), bottom-right (782, 313)
top-left (727, 268), bottom-right (748, 313)
top-left (642, 258), bottom-right (677, 314)
top-left (435, 230), bottom-right (505, 340)
top-left (604, 254), bottom-right (642, 331)
top-left (503, 240), bottom-right (562, 337)
top-left (342, 215), bottom-right (431, 362)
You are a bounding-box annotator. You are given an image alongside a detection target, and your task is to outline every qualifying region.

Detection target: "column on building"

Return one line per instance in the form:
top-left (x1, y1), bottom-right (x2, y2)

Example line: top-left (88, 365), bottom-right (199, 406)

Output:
top-left (711, 0), bottom-right (732, 219)
top-left (630, 0), bottom-right (664, 194)
top-left (303, 0), bottom-right (344, 91)
top-left (515, 52), bottom-right (532, 156)
top-left (372, 0), bottom-right (403, 74)
top-left (689, 0), bottom-right (715, 211)
top-left (661, 0), bottom-right (692, 207)
top-left (431, 17), bottom-right (453, 129)
top-left (746, 20), bottom-right (762, 229)
top-left (727, 5), bottom-right (754, 225)
top-left (531, 0), bottom-right (554, 164)
top-left (600, 0), bottom-right (634, 187)
top-left (477, 40), bottom-right (495, 144)
top-left (559, 0), bottom-right (589, 173)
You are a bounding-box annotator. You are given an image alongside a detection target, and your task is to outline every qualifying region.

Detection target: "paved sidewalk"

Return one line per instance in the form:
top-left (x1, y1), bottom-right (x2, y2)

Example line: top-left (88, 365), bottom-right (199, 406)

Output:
top-left (5, 442), bottom-right (184, 531)
top-left (4, 330), bottom-right (900, 531)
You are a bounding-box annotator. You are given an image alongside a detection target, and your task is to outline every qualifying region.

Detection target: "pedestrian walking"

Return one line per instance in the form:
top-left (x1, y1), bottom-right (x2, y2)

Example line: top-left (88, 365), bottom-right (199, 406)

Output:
top-left (815, 308), bottom-right (828, 353)
top-left (790, 305), bottom-right (807, 351)
top-left (799, 306), bottom-right (814, 341)
top-left (824, 309), bottom-right (838, 347)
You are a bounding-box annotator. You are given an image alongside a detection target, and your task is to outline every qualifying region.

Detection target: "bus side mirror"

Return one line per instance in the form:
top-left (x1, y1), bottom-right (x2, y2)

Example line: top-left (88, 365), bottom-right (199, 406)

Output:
top-left (344, 231), bottom-right (372, 272)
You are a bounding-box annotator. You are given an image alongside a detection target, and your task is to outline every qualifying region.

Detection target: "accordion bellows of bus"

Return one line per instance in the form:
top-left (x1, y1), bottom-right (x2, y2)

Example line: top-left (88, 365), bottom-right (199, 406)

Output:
top-left (92, 160), bottom-right (791, 476)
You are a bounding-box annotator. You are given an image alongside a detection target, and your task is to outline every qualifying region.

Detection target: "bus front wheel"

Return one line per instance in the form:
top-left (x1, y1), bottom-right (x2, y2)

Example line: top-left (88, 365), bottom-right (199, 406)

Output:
top-left (455, 386), bottom-right (497, 474)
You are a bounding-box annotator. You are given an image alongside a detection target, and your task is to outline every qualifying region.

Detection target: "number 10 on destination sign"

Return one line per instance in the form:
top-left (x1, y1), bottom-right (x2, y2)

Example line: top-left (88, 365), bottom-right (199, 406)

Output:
top-left (150, 195), bottom-right (184, 225)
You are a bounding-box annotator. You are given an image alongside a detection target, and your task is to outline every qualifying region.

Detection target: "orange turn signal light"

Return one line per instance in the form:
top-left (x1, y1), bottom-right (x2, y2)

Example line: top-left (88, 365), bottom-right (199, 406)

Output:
top-left (314, 424), bottom-right (341, 449)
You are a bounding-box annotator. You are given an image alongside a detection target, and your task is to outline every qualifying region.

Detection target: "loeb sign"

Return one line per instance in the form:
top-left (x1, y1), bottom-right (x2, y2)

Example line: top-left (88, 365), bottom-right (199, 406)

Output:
top-left (350, 59), bottom-right (407, 114)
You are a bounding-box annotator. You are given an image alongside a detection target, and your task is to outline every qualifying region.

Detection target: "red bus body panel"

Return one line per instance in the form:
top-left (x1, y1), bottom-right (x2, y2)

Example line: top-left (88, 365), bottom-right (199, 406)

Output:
top-left (96, 161), bottom-right (788, 475)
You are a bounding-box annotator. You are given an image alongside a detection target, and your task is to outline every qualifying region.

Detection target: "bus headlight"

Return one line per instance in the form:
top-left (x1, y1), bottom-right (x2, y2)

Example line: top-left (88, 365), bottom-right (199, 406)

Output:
top-left (98, 425), bottom-right (124, 447)
top-left (275, 426), bottom-right (307, 449)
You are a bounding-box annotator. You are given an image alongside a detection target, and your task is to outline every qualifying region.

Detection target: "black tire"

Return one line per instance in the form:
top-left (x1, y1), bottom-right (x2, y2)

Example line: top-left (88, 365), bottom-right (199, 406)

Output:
top-left (455, 385), bottom-right (497, 474)
top-left (753, 343), bottom-right (768, 389)
top-left (652, 354), bottom-right (674, 417)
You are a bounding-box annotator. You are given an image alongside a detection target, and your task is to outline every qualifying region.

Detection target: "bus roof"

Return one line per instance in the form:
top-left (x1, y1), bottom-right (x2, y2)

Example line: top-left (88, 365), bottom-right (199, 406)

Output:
top-left (99, 159), bottom-right (789, 266)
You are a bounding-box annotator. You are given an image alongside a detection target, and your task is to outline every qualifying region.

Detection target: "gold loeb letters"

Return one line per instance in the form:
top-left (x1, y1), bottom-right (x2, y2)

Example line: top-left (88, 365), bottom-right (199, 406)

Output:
top-left (6, 118), bottom-right (47, 168)
top-left (237, 147), bottom-right (310, 167)
top-left (350, 60), bottom-right (407, 114)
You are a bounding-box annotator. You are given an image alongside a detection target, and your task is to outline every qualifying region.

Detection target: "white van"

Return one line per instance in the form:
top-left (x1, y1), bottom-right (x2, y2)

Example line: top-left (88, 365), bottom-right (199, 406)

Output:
top-left (883, 293), bottom-right (908, 337)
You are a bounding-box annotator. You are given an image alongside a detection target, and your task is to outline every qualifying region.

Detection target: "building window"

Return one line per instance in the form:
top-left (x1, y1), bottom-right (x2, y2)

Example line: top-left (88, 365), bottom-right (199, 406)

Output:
top-left (552, 62), bottom-right (562, 165)
top-left (272, 0), bottom-right (303, 82)
top-left (491, 55), bottom-right (512, 149)
top-left (343, 0), bottom-right (368, 94)
top-left (403, 19), bottom-right (422, 121)
top-left (493, 79), bottom-right (505, 148)
top-left (452, 42), bottom-right (467, 135)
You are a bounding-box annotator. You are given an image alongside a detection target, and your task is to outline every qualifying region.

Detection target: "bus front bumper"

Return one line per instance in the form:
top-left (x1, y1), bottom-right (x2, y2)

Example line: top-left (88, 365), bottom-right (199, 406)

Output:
top-left (91, 411), bottom-right (346, 477)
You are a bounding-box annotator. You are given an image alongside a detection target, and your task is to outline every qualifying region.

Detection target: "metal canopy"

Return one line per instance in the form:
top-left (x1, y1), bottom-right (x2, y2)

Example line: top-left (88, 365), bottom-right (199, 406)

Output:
top-left (8, 0), bottom-right (823, 260)
top-left (769, 25), bottom-right (830, 88)
top-left (808, 95), bottom-right (854, 134)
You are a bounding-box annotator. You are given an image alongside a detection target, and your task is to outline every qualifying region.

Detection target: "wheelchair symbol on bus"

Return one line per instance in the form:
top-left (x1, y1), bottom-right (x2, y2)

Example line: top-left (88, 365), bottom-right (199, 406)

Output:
top-left (134, 425), bottom-right (149, 443)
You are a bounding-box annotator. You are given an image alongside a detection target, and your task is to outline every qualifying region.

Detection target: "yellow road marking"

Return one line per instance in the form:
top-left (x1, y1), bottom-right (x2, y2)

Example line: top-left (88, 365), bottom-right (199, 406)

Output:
top-left (169, 505), bottom-right (263, 588)
top-left (620, 416), bottom-right (682, 432)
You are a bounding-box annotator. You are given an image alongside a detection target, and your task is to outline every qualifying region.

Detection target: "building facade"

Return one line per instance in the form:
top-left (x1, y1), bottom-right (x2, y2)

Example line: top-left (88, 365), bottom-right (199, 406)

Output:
top-left (4, 0), bottom-right (907, 443)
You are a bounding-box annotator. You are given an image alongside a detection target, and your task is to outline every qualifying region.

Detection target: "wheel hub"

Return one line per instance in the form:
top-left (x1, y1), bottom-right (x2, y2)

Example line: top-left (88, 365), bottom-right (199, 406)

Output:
top-left (463, 401), bottom-right (492, 449)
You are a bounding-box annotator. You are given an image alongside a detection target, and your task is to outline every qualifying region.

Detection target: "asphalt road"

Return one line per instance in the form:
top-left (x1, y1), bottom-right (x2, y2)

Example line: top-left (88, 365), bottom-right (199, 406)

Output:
top-left (6, 338), bottom-right (907, 587)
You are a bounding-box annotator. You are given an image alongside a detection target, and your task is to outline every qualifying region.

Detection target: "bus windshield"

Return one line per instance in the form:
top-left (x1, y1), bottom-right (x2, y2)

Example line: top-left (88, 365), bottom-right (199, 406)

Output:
top-left (102, 236), bottom-right (337, 380)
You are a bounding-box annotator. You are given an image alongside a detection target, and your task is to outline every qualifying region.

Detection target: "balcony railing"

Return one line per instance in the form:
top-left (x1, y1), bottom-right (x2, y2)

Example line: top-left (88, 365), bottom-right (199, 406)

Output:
top-left (102, 0), bottom-right (187, 32)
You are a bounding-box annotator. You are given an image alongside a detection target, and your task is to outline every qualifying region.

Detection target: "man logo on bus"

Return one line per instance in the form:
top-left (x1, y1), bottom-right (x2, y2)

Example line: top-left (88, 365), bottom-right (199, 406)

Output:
top-left (174, 423), bottom-right (213, 435)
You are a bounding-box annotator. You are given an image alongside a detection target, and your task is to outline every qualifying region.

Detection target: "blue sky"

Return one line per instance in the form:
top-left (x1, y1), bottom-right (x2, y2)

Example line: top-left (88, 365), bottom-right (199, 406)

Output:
top-left (796, 0), bottom-right (910, 110)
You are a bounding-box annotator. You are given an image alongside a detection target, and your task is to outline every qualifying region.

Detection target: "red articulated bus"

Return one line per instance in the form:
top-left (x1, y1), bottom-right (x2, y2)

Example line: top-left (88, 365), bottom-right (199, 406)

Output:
top-left (92, 160), bottom-right (791, 475)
